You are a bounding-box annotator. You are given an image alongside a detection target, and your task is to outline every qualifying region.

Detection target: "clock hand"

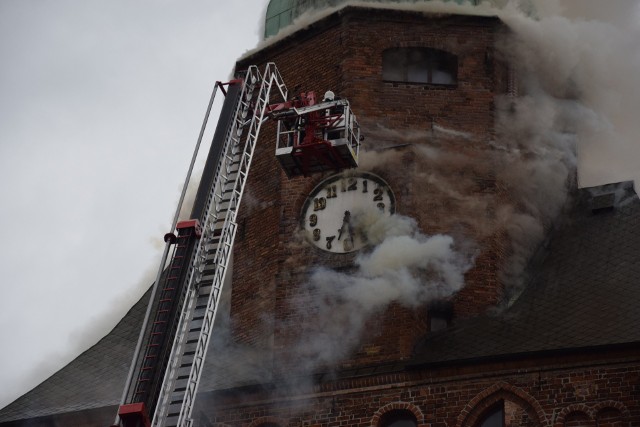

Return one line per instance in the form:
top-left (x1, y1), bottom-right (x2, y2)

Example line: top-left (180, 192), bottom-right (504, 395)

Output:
top-left (338, 210), bottom-right (351, 240)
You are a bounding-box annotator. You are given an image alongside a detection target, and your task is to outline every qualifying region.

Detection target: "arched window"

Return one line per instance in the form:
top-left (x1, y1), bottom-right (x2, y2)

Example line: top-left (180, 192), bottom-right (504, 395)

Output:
top-left (382, 47), bottom-right (458, 85)
top-left (379, 409), bottom-right (418, 427)
top-left (477, 402), bottom-right (504, 427)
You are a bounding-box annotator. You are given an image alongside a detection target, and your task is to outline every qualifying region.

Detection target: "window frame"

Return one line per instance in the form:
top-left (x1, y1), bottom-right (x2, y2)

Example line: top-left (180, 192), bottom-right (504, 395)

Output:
top-left (382, 47), bottom-right (458, 87)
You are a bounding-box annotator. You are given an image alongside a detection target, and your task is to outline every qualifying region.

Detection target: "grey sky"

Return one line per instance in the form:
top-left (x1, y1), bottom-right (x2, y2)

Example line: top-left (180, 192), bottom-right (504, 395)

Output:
top-left (0, 0), bottom-right (266, 408)
top-left (0, 0), bottom-right (638, 411)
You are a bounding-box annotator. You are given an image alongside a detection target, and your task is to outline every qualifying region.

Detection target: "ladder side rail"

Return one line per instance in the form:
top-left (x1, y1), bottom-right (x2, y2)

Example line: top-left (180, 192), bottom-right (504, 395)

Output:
top-left (292, 98), bottom-right (349, 115)
top-left (173, 69), bottom-right (268, 426)
top-left (135, 226), bottom-right (200, 413)
top-left (196, 78), bottom-right (253, 227)
top-left (114, 82), bottom-right (221, 427)
top-left (350, 104), bottom-right (361, 161)
top-left (190, 81), bottom-right (245, 221)
top-left (175, 63), bottom-right (288, 427)
top-left (151, 112), bottom-right (249, 427)
top-left (157, 71), bottom-right (259, 425)
top-left (152, 66), bottom-right (262, 427)
top-left (151, 275), bottom-right (199, 426)
top-left (265, 62), bottom-right (289, 105)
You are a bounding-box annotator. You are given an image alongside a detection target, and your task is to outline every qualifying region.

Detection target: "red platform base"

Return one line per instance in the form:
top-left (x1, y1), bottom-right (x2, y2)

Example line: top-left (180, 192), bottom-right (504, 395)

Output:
top-left (276, 139), bottom-right (358, 178)
top-left (118, 402), bottom-right (151, 427)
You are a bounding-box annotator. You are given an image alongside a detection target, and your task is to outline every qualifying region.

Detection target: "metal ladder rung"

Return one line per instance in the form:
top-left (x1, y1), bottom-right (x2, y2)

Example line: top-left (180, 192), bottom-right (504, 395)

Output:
top-left (154, 64), bottom-right (287, 427)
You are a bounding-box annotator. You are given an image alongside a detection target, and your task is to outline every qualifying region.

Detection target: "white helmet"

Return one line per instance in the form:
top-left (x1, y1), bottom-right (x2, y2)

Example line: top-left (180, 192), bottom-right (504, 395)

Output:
top-left (323, 90), bottom-right (335, 101)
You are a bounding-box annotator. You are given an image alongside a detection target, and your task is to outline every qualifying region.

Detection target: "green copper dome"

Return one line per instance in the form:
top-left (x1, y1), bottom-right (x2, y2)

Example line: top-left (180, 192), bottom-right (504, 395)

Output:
top-left (263, 0), bottom-right (534, 39)
top-left (263, 0), bottom-right (484, 38)
top-left (264, 0), bottom-right (295, 38)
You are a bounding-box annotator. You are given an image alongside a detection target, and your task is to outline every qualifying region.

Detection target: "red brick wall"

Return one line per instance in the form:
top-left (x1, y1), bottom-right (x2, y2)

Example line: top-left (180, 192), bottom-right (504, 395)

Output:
top-left (195, 353), bottom-right (640, 427)
top-left (231, 7), bottom-right (512, 371)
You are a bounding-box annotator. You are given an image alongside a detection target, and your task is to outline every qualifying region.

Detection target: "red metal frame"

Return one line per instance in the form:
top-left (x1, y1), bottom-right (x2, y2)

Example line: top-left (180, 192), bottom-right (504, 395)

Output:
top-left (117, 403), bottom-right (151, 427)
top-left (215, 78), bottom-right (243, 97)
top-left (268, 91), bottom-right (357, 177)
top-left (176, 219), bottom-right (202, 237)
top-left (292, 139), bottom-right (353, 176)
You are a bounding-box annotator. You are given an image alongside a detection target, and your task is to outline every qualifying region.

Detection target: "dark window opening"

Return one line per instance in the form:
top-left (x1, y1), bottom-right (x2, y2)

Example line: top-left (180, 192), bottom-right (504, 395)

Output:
top-left (383, 48), bottom-right (458, 85)
top-left (478, 402), bottom-right (505, 427)
top-left (428, 300), bottom-right (453, 332)
top-left (379, 409), bottom-right (418, 427)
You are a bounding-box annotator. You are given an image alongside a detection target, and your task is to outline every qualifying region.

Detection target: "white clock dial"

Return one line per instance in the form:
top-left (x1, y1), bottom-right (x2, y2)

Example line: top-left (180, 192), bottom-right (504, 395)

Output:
top-left (300, 172), bottom-right (395, 253)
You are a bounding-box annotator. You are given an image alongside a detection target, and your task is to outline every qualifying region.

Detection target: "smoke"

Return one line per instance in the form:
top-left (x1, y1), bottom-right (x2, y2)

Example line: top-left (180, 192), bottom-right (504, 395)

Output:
top-left (504, 0), bottom-right (640, 188)
top-left (486, 0), bottom-right (640, 296)
top-left (196, 254), bottom-right (278, 392)
top-left (277, 210), bottom-right (473, 379)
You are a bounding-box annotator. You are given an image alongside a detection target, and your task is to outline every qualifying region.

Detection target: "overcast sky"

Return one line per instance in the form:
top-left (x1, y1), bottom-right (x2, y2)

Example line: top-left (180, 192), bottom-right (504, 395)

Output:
top-left (0, 0), bottom-right (639, 411)
top-left (0, 0), bottom-right (267, 408)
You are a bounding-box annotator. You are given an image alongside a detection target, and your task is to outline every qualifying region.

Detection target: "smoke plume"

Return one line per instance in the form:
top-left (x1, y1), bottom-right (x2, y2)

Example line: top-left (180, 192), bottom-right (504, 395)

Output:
top-left (286, 211), bottom-right (473, 373)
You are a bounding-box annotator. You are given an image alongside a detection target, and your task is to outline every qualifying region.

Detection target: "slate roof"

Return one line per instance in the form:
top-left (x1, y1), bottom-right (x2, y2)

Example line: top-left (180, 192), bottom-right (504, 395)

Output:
top-left (411, 181), bottom-right (640, 366)
top-left (2, 182), bottom-right (639, 423)
top-left (0, 290), bottom-right (150, 423)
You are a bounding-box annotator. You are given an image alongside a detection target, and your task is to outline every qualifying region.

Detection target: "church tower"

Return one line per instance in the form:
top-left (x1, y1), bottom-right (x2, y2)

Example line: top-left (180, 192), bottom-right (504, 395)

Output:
top-left (194, 1), bottom-right (519, 423)
top-left (230, 0), bottom-right (511, 368)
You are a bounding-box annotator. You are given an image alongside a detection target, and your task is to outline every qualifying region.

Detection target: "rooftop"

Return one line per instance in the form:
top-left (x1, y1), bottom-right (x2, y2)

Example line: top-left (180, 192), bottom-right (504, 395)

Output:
top-left (411, 181), bottom-right (640, 366)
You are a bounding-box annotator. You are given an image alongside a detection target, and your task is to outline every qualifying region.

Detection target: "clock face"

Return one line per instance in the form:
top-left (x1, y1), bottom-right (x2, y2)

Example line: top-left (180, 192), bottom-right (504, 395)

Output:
top-left (300, 172), bottom-right (395, 254)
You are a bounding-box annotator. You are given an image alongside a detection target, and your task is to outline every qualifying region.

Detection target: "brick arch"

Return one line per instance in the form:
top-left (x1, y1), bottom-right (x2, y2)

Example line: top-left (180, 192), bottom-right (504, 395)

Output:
top-left (594, 401), bottom-right (630, 427)
top-left (370, 401), bottom-right (426, 427)
top-left (248, 416), bottom-right (288, 427)
top-left (456, 381), bottom-right (547, 427)
top-left (592, 401), bottom-right (630, 418)
top-left (554, 404), bottom-right (595, 427)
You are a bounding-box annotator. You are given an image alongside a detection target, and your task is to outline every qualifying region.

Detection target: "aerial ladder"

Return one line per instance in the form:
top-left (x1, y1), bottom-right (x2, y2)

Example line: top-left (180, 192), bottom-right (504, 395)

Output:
top-left (112, 63), bottom-right (360, 427)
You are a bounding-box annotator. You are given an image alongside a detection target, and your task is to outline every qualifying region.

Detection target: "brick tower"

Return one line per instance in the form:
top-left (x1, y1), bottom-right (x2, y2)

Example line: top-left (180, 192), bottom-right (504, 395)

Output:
top-left (227, 4), bottom-right (510, 372)
top-left (193, 0), bottom-right (522, 421)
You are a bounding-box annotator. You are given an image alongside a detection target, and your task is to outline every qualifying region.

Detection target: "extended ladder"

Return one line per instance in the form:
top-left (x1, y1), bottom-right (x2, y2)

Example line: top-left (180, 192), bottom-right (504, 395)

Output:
top-left (152, 63), bottom-right (288, 427)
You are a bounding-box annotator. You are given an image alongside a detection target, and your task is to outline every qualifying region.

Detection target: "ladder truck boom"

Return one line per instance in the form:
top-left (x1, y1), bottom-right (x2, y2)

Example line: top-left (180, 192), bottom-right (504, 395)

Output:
top-left (113, 63), bottom-right (360, 427)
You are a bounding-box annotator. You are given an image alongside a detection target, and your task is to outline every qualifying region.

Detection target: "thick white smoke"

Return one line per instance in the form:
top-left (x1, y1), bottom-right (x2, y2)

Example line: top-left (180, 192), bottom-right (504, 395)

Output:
top-left (503, 0), bottom-right (640, 188)
top-left (286, 212), bottom-right (472, 372)
top-left (488, 0), bottom-right (640, 296)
